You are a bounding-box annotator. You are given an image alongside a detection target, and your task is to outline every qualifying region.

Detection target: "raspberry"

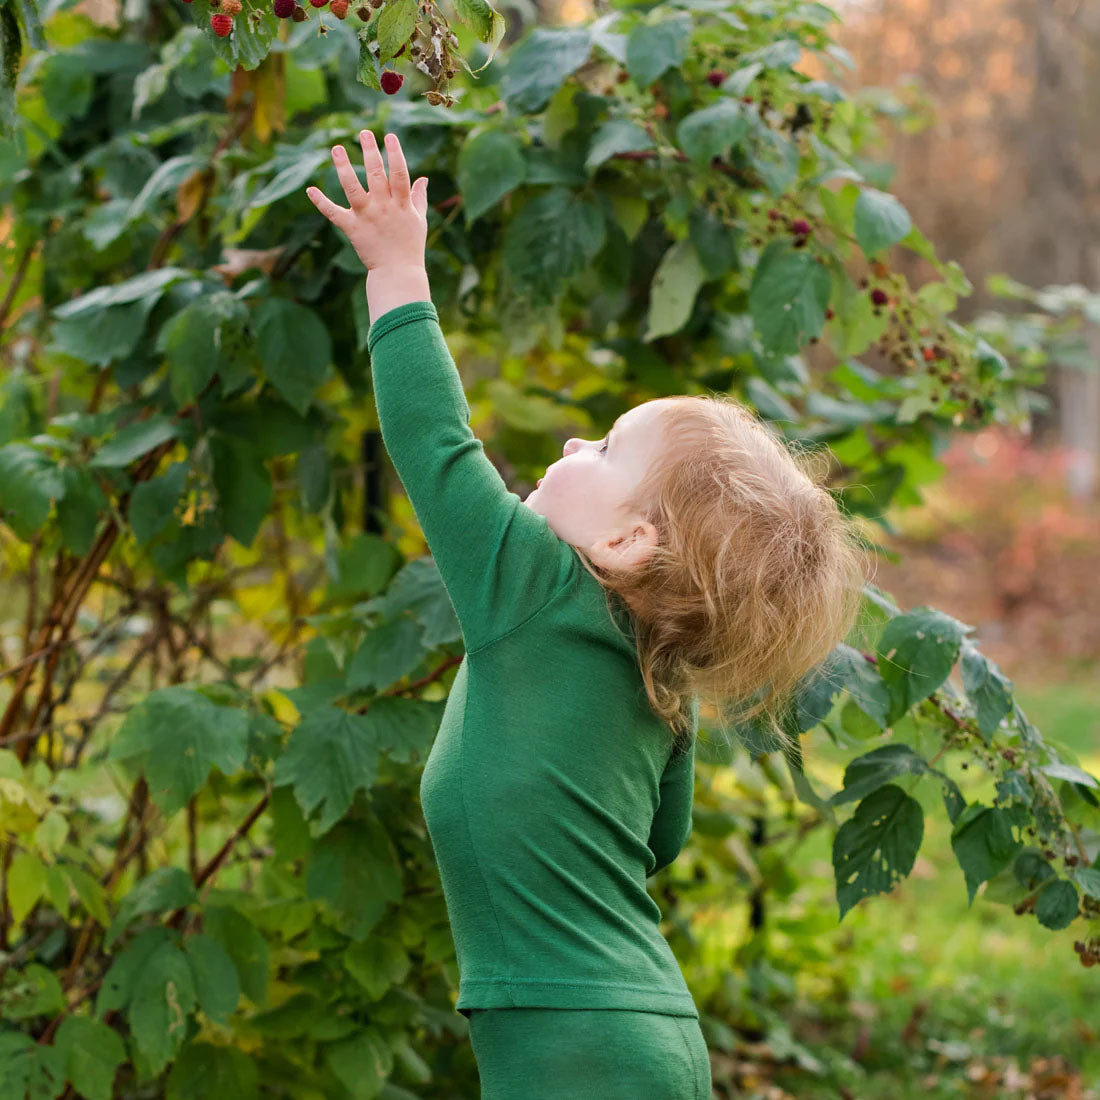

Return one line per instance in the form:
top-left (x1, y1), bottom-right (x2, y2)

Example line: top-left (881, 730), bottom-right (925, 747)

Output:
top-left (357, 3), bottom-right (370, 14)
top-left (309, 0), bottom-right (327, 7)
top-left (870, 288), bottom-right (889, 306)
top-left (273, 0), bottom-right (295, 15)
top-left (791, 219), bottom-right (811, 236)
top-left (330, 0), bottom-right (348, 14)
top-left (825, 307), bottom-right (834, 320)
top-left (705, 69), bottom-right (725, 87)
top-left (380, 69), bottom-right (404, 94)
top-left (210, 12), bottom-right (233, 33)
top-left (221, 0), bottom-right (241, 11)
top-left (767, 209), bottom-right (780, 220)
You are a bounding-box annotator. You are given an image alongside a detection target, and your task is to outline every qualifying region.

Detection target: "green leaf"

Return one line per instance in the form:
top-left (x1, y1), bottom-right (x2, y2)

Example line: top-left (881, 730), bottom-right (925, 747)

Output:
top-left (959, 642), bottom-right (1014, 743)
top-left (324, 1029), bottom-right (393, 1100)
top-left (50, 267), bottom-right (188, 320)
top-left (55, 465), bottom-right (106, 556)
top-left (54, 1015), bottom-right (126, 1100)
top-left (1038, 761), bottom-right (1100, 789)
top-left (128, 461), bottom-right (189, 546)
top-left (8, 849), bottom-right (47, 925)
top-left (248, 149), bottom-right (330, 210)
top-left (0, 443), bottom-right (65, 538)
top-left (108, 685), bottom-right (250, 816)
top-left (950, 802), bottom-right (1024, 906)
top-left (155, 293), bottom-right (252, 407)
top-left (624, 11), bottom-right (692, 89)
top-left (500, 26), bottom-right (592, 114)
top-left (346, 618), bottom-right (428, 693)
top-left (166, 1041), bottom-right (258, 1100)
top-left (833, 783), bottom-right (923, 921)
top-left (675, 99), bottom-right (749, 168)
top-left (457, 129), bottom-right (527, 226)
top-left (1071, 866), bottom-right (1100, 900)
top-left (90, 414), bottom-right (180, 469)
top-left (642, 237), bottom-right (708, 342)
top-left (748, 240), bottom-right (831, 355)
top-left (106, 866), bottom-right (197, 947)
top-left (273, 704), bottom-right (380, 835)
top-left (376, 0), bottom-right (417, 64)
top-left (0, 1035), bottom-right (66, 1100)
top-left (1034, 878), bottom-right (1078, 930)
top-left (584, 118), bottom-right (653, 175)
top-left (248, 991), bottom-right (321, 1038)
top-left (202, 905), bottom-right (269, 1006)
top-left (502, 188), bottom-right (605, 305)
top-left (343, 936), bottom-right (411, 1001)
top-left (832, 642), bottom-right (890, 727)
top-left (828, 743), bottom-right (929, 806)
top-left (875, 606), bottom-right (970, 723)
top-left (453, 0), bottom-right (506, 72)
top-left (210, 434), bottom-right (272, 547)
top-left (128, 939), bottom-right (197, 1075)
top-left (97, 927), bottom-right (174, 1016)
top-left (306, 818), bottom-right (403, 941)
top-left (854, 188), bottom-right (912, 258)
top-left (0, 962), bottom-right (66, 1020)
top-left (367, 695), bottom-right (442, 766)
top-left (253, 298), bottom-right (332, 415)
top-left (184, 933), bottom-right (241, 1026)
top-left (66, 864), bottom-right (110, 927)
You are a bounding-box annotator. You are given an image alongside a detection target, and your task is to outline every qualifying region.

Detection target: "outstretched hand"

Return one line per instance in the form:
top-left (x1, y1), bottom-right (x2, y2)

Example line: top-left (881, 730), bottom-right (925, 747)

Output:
top-left (306, 130), bottom-right (429, 273)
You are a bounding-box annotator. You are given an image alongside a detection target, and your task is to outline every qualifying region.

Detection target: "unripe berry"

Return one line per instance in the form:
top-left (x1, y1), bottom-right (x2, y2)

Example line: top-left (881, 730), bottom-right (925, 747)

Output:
top-left (210, 11), bottom-right (233, 34)
top-left (221, 0), bottom-right (242, 11)
top-left (380, 69), bottom-right (404, 94)
top-left (291, 4), bottom-right (306, 18)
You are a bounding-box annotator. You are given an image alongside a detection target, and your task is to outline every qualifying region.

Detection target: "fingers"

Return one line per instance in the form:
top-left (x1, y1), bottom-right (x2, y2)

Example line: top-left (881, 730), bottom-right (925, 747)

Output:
top-left (382, 132), bottom-right (412, 202)
top-left (305, 186), bottom-right (350, 230)
top-left (331, 143), bottom-right (369, 212)
top-left (359, 129), bottom-right (391, 201)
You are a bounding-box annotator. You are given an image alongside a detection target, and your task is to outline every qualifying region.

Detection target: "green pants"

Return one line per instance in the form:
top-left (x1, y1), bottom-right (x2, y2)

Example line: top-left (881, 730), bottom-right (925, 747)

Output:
top-left (467, 1008), bottom-right (711, 1099)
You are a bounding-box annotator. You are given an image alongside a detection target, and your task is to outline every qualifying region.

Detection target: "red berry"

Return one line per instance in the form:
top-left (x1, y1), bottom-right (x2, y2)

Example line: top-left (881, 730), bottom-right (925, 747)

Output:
top-left (309, 0), bottom-right (327, 7)
top-left (791, 219), bottom-right (811, 236)
top-left (222, 0), bottom-right (242, 11)
top-left (825, 307), bottom-right (835, 320)
top-left (210, 12), bottom-right (233, 34)
top-left (767, 209), bottom-right (780, 220)
top-left (870, 288), bottom-right (889, 306)
top-left (742, 96), bottom-right (753, 104)
top-left (273, 0), bottom-right (295, 16)
top-left (330, 0), bottom-right (348, 15)
top-left (380, 70), bottom-right (404, 95)
top-left (705, 69), bottom-right (725, 87)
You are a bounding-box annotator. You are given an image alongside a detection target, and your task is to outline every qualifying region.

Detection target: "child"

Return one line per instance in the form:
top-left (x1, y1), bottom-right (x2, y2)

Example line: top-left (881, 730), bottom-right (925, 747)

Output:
top-left (308, 130), bottom-right (867, 1099)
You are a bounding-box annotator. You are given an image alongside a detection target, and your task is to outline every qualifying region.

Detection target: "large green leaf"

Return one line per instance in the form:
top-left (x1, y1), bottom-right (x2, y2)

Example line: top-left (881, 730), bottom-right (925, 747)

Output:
top-left (959, 642), bottom-right (1014, 743)
top-left (108, 685), bottom-right (250, 816)
top-left (253, 298), bottom-right (332, 415)
top-left (106, 866), bottom-right (197, 946)
top-left (346, 617), bottom-right (429, 693)
top-left (828, 743), bottom-right (929, 806)
top-left (273, 704), bottom-right (380, 835)
top-left (584, 118), bottom-right (653, 175)
top-left (54, 1016), bottom-right (126, 1100)
top-left (675, 99), bottom-right (749, 168)
top-left (128, 939), bottom-right (197, 1075)
top-left (166, 1041), bottom-right (259, 1100)
top-left (202, 905), bottom-right (269, 1007)
top-left (500, 27), bottom-right (592, 114)
top-left (950, 801), bottom-right (1024, 906)
top-left (748, 240), bottom-right (831, 355)
top-left (642, 237), bottom-right (707, 342)
top-left (854, 187), bottom-right (912, 258)
top-left (833, 783), bottom-right (924, 920)
top-left (624, 10), bottom-right (692, 90)
top-left (457, 129), bottom-right (527, 226)
top-left (184, 933), bottom-right (241, 1026)
top-left (0, 443), bottom-right (65, 538)
top-left (210, 433), bottom-right (272, 547)
top-left (875, 606), bottom-right (970, 723)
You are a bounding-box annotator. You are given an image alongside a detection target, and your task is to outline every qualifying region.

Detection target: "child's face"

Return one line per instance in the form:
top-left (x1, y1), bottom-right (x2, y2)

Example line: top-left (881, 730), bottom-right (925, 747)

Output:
top-left (524, 398), bottom-right (671, 569)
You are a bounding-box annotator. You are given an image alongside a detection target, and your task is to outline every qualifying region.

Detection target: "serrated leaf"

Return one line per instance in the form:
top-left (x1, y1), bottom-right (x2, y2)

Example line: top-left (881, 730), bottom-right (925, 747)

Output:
top-left (1038, 761), bottom-right (1100, 789)
top-left (875, 606), bottom-right (970, 722)
top-left (253, 298), bottom-right (331, 415)
top-left (273, 705), bottom-right (380, 835)
top-left (833, 783), bottom-right (923, 920)
top-left (643, 237), bottom-right (707, 342)
top-left (108, 685), bottom-right (250, 816)
top-left (950, 802), bottom-right (1024, 906)
top-left (202, 906), bottom-right (268, 1007)
top-left (748, 240), bottom-right (831, 355)
top-left (584, 118), bottom-right (653, 175)
top-left (344, 936), bottom-right (411, 1001)
top-left (54, 1015), bottom-right (126, 1100)
top-left (346, 618), bottom-right (428, 693)
top-left (1034, 878), bottom-right (1078, 930)
top-left (502, 188), bottom-right (605, 305)
top-left (675, 98), bottom-right (748, 168)
top-left (166, 1041), bottom-right (259, 1100)
top-left (56, 465), bottom-right (106, 556)
top-left (128, 940), bottom-right (196, 1075)
top-left (960, 642), bottom-right (1014, 743)
top-left (8, 849), bottom-right (47, 925)
top-left (376, 0), bottom-right (417, 64)
top-left (210, 434), bottom-right (272, 547)
top-left (1, 962), bottom-right (65, 1021)
top-left (624, 11), bottom-right (692, 89)
top-left (829, 743), bottom-right (929, 806)
top-left (500, 26), bottom-right (592, 114)
top-left (184, 933), bottom-right (241, 1025)
top-left (854, 188), bottom-right (912, 258)
top-left (1072, 866), bottom-right (1100, 899)
top-left (91, 414), bottom-right (180, 469)
top-left (325, 1029), bottom-right (393, 1100)
top-left (457, 129), bottom-right (527, 226)
top-left (0, 443), bottom-right (65, 538)
top-left (106, 866), bottom-right (197, 947)
top-left (129, 461), bottom-right (189, 546)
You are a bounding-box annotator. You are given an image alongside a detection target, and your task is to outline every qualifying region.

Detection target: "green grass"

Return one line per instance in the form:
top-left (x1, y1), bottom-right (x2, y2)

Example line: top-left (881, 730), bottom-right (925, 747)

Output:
top-left (744, 672), bottom-right (1100, 1097)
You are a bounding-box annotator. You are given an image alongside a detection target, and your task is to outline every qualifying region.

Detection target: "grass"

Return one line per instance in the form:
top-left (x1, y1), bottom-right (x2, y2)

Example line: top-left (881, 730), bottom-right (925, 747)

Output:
top-left (721, 671), bottom-right (1100, 1098)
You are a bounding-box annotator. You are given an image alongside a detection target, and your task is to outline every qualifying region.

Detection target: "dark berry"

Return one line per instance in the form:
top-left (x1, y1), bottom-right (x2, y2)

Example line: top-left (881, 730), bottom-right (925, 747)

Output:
top-left (274, 0), bottom-right (295, 16)
top-left (381, 69), bottom-right (404, 95)
top-left (791, 219), bottom-right (811, 236)
top-left (870, 288), bottom-right (889, 306)
top-left (210, 11), bottom-right (233, 33)
top-left (706, 69), bottom-right (726, 88)
top-left (825, 307), bottom-right (834, 320)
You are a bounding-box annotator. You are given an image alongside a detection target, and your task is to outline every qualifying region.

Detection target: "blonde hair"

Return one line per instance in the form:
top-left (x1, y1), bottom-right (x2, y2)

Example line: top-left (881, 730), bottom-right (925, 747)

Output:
top-left (571, 394), bottom-right (873, 757)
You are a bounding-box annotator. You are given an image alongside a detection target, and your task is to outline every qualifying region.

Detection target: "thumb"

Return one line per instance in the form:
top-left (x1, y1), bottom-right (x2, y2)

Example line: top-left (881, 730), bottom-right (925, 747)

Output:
top-left (413, 177), bottom-right (429, 217)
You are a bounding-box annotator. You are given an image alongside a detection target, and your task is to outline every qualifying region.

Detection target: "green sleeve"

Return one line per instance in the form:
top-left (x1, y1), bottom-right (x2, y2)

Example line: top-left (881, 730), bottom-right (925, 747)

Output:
top-left (645, 733), bottom-right (697, 879)
top-left (367, 300), bottom-right (574, 655)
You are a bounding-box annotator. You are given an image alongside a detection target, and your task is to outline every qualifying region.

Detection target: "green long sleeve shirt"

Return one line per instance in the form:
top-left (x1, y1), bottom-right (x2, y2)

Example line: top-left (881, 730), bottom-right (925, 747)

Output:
top-left (366, 299), bottom-right (699, 1019)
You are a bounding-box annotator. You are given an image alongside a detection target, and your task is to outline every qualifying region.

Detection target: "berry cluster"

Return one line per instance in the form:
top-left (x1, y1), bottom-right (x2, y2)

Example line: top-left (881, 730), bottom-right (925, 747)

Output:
top-left (1073, 938), bottom-right (1100, 968)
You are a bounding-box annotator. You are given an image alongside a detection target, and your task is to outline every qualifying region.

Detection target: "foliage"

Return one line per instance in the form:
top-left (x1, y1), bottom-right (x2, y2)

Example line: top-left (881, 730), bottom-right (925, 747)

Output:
top-left (0, 0), bottom-right (1098, 1096)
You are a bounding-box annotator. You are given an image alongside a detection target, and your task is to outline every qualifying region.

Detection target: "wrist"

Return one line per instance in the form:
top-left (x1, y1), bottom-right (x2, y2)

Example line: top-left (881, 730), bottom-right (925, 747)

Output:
top-left (365, 265), bottom-right (432, 326)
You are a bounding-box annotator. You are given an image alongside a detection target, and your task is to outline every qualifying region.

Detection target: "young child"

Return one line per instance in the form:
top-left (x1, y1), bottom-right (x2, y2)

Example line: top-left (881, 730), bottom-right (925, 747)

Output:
top-left (308, 131), bottom-right (867, 1099)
